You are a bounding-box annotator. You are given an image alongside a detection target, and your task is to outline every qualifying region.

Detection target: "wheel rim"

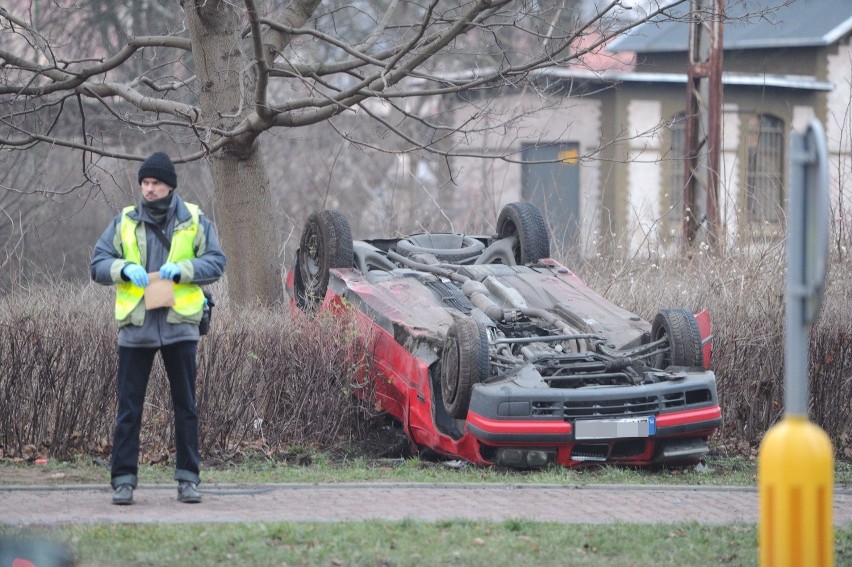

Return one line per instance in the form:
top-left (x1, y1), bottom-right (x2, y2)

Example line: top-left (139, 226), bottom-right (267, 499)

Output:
top-left (442, 339), bottom-right (460, 404)
top-left (301, 225), bottom-right (322, 288)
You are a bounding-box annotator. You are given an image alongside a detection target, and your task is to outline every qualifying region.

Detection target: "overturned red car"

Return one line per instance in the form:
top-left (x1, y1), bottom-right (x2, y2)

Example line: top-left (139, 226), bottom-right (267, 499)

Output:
top-left (287, 202), bottom-right (721, 468)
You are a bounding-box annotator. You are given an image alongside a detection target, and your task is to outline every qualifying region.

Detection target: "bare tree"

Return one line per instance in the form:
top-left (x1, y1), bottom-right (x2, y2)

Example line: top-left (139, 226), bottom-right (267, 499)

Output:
top-left (1, 0), bottom-right (691, 305)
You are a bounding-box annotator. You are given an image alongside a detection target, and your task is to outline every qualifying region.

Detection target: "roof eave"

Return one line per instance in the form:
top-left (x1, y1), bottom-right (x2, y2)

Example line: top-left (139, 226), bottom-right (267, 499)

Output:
top-left (521, 68), bottom-right (833, 92)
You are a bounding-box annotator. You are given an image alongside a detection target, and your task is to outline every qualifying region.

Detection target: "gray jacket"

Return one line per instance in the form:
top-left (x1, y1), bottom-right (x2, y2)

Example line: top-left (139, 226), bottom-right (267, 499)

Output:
top-left (90, 194), bottom-right (227, 348)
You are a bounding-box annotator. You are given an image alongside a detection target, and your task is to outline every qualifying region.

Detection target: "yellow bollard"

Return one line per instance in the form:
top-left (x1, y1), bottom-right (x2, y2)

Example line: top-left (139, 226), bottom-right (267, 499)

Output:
top-left (758, 415), bottom-right (834, 567)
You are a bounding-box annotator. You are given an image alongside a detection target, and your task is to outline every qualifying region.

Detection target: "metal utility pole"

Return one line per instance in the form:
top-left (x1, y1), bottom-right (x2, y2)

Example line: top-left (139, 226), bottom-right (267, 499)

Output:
top-left (683, 0), bottom-right (724, 251)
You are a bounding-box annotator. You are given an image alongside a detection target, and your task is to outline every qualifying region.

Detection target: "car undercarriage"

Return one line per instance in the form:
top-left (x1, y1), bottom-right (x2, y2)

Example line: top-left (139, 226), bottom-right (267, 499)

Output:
top-left (287, 202), bottom-right (721, 468)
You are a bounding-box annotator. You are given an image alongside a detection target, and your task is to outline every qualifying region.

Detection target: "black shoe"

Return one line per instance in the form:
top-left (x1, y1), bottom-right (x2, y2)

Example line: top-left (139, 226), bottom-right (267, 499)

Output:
top-left (177, 481), bottom-right (201, 504)
top-left (112, 484), bottom-right (134, 505)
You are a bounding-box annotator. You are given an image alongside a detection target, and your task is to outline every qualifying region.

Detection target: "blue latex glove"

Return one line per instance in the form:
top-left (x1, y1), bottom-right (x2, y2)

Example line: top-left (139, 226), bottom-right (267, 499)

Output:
top-left (159, 262), bottom-right (181, 282)
top-left (123, 263), bottom-right (149, 287)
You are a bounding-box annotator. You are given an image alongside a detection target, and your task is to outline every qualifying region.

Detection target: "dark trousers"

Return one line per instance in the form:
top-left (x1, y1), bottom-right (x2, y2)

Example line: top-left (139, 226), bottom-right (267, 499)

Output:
top-left (111, 341), bottom-right (200, 487)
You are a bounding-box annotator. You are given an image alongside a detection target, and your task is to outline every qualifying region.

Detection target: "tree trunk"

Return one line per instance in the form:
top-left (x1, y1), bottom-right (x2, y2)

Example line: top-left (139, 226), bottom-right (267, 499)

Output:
top-left (210, 149), bottom-right (282, 305)
top-left (183, 1), bottom-right (283, 305)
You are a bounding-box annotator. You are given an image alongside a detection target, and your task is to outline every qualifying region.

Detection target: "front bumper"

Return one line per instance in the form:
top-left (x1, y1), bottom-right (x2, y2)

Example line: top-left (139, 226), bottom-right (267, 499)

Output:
top-left (466, 405), bottom-right (722, 445)
top-left (464, 372), bottom-right (721, 466)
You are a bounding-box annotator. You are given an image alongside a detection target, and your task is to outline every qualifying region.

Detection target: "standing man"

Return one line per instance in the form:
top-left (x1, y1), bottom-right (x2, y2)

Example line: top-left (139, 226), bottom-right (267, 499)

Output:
top-left (90, 152), bottom-right (226, 505)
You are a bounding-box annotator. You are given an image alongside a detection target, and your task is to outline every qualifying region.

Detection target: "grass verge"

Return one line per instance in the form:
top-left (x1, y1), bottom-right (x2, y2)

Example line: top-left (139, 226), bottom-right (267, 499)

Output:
top-left (0, 520), bottom-right (820, 567)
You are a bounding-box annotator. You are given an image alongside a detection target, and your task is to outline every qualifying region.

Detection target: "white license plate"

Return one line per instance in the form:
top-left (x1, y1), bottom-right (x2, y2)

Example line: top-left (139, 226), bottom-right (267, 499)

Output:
top-left (574, 416), bottom-right (656, 440)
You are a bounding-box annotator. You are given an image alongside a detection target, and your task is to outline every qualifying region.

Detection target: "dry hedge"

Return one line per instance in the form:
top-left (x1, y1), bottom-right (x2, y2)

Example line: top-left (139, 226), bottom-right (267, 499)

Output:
top-left (0, 284), bottom-right (377, 462)
top-left (1, 249), bottom-right (850, 463)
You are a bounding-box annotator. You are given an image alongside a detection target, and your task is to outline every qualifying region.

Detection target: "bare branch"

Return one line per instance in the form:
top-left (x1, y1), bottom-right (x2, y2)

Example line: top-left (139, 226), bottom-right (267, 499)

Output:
top-left (81, 87), bottom-right (200, 129)
top-left (260, 18), bottom-right (389, 70)
top-left (243, 0), bottom-right (270, 119)
top-left (261, 0), bottom-right (323, 64)
top-left (0, 0), bottom-right (694, 167)
top-left (0, 115), bottom-right (211, 164)
top-left (81, 82), bottom-right (199, 122)
top-left (0, 36), bottom-right (191, 96)
top-left (356, 0), bottom-right (401, 54)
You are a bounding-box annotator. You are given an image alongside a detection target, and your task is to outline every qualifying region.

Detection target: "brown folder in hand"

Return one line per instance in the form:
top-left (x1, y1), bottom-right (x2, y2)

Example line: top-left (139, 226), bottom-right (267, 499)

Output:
top-left (144, 272), bottom-right (176, 309)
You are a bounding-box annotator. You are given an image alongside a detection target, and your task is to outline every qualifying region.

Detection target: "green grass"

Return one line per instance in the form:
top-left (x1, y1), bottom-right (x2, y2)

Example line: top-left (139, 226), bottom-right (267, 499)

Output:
top-left (4, 521), bottom-right (852, 567)
top-left (3, 452), bottom-right (850, 487)
top-left (0, 521), bottom-right (777, 567)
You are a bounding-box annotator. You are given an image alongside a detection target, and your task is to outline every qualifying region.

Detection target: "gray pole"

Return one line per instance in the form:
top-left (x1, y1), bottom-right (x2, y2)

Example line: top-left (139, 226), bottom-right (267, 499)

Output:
top-left (683, 0), bottom-right (724, 249)
top-left (785, 120), bottom-right (829, 417)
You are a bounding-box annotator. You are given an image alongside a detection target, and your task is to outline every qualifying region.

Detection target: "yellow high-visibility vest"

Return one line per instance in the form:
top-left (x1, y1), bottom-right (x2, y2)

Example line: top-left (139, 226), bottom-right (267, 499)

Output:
top-left (115, 202), bottom-right (205, 324)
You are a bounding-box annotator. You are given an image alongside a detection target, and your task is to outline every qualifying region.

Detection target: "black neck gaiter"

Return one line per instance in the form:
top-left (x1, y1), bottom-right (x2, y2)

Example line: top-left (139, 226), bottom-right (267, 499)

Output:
top-left (141, 192), bottom-right (173, 226)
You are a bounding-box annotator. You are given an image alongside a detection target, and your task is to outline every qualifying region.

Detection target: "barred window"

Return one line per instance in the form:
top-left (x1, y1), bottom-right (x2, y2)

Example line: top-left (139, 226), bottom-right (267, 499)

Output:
top-left (745, 114), bottom-right (785, 225)
top-left (664, 113), bottom-right (687, 240)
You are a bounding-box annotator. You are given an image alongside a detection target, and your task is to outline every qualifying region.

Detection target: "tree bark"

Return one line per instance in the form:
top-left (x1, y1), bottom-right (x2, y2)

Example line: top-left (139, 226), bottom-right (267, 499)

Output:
top-left (183, 0), bottom-right (283, 305)
top-left (210, 148), bottom-right (282, 305)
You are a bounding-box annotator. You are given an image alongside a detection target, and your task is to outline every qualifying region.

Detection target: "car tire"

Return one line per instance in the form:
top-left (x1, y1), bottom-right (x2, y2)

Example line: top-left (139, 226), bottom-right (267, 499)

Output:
top-left (297, 210), bottom-right (354, 310)
top-left (651, 308), bottom-right (703, 368)
top-left (441, 317), bottom-right (489, 419)
top-left (395, 234), bottom-right (485, 264)
top-left (496, 201), bottom-right (551, 264)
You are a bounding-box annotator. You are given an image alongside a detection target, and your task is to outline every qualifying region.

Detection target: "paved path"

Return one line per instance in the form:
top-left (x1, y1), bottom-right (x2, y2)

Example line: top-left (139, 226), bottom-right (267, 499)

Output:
top-left (3, 483), bottom-right (852, 526)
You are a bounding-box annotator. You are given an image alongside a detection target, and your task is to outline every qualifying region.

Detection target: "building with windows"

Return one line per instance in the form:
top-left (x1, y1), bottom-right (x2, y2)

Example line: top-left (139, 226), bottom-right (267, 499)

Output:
top-left (447, 0), bottom-right (852, 256)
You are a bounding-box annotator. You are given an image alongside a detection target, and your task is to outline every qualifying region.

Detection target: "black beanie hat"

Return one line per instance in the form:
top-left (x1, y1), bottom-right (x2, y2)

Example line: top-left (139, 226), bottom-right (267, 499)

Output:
top-left (138, 152), bottom-right (177, 189)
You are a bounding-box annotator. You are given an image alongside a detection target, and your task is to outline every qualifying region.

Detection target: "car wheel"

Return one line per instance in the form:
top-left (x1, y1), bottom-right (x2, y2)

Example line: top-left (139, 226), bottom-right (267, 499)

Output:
top-left (395, 233), bottom-right (485, 264)
top-left (297, 210), bottom-right (354, 309)
top-left (496, 201), bottom-right (551, 264)
top-left (651, 308), bottom-right (703, 368)
top-left (441, 317), bottom-right (489, 419)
